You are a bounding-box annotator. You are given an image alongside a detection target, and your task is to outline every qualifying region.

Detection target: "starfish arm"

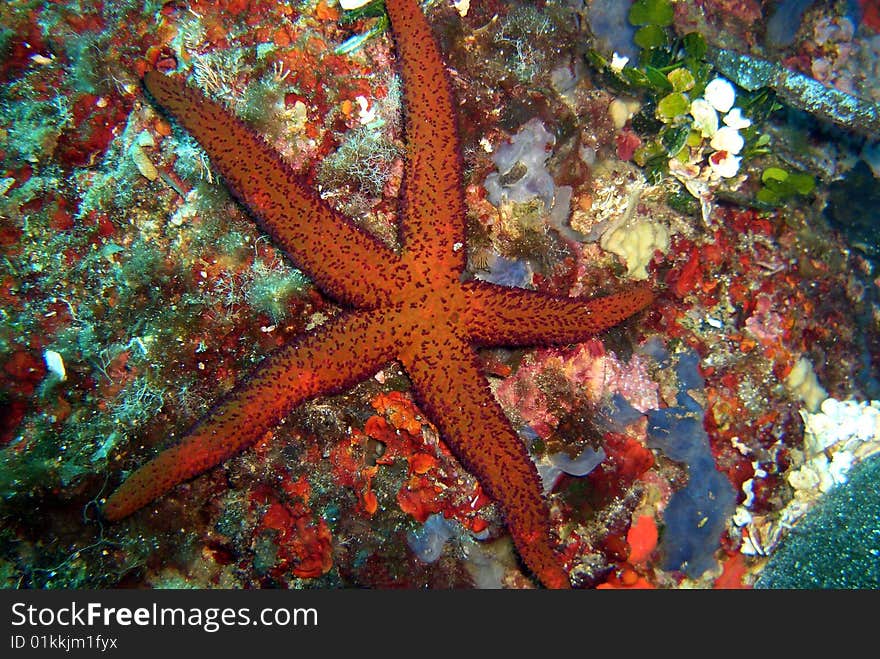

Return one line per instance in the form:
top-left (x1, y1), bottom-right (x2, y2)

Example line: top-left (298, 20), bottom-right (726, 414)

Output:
top-left (400, 331), bottom-right (571, 589)
top-left (102, 309), bottom-right (398, 521)
top-left (385, 0), bottom-right (467, 277)
top-left (462, 280), bottom-right (654, 346)
top-left (143, 71), bottom-right (403, 308)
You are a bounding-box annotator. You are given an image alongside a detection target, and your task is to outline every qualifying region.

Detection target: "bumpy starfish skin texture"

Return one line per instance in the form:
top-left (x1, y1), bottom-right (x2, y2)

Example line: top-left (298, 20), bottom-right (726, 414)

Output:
top-left (102, 0), bottom-right (653, 589)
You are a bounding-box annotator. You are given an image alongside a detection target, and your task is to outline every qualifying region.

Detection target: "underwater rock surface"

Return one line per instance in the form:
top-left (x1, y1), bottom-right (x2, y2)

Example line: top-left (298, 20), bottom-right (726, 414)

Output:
top-left (0, 0), bottom-right (878, 590)
top-left (825, 160), bottom-right (880, 260)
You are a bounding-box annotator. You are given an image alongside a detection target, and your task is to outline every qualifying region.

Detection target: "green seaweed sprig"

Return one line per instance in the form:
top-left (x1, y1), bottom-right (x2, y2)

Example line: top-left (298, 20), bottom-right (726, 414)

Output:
top-left (757, 166), bottom-right (815, 205)
top-left (586, 0), bottom-right (816, 208)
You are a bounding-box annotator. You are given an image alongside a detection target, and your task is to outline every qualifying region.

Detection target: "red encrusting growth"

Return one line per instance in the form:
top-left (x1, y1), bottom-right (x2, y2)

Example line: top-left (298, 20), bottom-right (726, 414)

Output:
top-left (104, 0), bottom-right (654, 589)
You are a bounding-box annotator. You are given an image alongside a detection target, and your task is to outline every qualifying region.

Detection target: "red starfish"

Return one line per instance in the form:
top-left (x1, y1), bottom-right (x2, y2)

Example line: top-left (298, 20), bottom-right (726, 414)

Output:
top-left (102, 0), bottom-right (653, 589)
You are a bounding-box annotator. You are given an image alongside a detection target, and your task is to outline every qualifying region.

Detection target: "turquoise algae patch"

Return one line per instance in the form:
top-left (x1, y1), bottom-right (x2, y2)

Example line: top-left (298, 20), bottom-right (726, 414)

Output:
top-left (757, 452), bottom-right (880, 588)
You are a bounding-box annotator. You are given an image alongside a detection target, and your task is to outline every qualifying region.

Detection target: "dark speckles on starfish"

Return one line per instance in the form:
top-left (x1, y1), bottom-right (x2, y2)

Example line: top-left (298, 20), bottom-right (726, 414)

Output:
top-left (102, 0), bottom-right (653, 589)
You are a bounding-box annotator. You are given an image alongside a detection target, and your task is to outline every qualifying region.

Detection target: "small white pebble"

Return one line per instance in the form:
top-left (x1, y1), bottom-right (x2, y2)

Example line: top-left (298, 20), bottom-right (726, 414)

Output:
top-left (44, 349), bottom-right (66, 381)
top-left (355, 95), bottom-right (377, 124)
top-left (339, 0), bottom-right (372, 9)
top-left (610, 52), bottom-right (630, 73)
